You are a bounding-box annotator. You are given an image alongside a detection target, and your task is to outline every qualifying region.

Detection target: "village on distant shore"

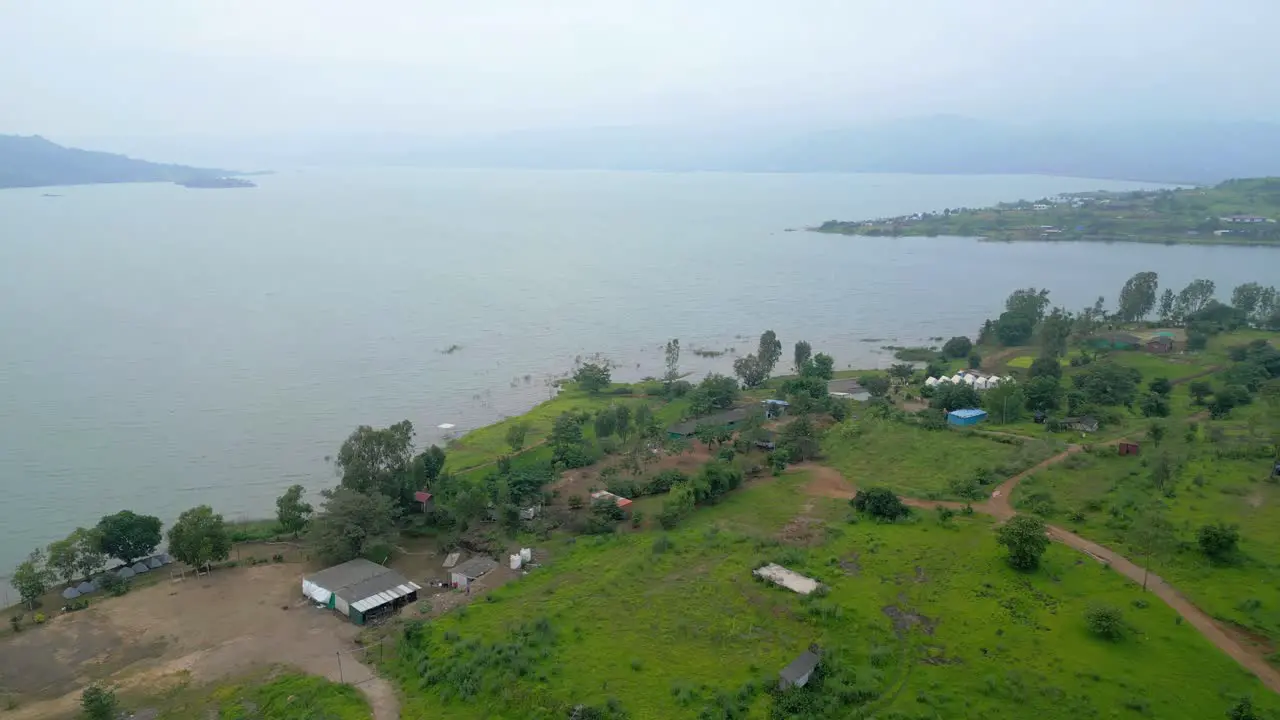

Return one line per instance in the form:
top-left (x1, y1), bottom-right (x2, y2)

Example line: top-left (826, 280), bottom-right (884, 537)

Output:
top-left (814, 177), bottom-right (1280, 246)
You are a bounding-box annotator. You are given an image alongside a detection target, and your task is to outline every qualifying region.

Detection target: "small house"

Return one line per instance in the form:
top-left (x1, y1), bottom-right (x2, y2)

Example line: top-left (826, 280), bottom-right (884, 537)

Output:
top-left (413, 490), bottom-right (434, 512)
top-left (303, 558), bottom-right (421, 625)
top-left (1119, 441), bottom-right (1140, 456)
top-left (1145, 336), bottom-right (1174, 353)
top-left (947, 408), bottom-right (987, 426)
top-left (590, 490), bottom-right (633, 509)
top-left (778, 646), bottom-right (822, 690)
top-left (666, 407), bottom-right (750, 439)
top-left (450, 555), bottom-right (499, 590)
top-left (1062, 416), bottom-right (1099, 433)
top-left (762, 399), bottom-right (790, 419)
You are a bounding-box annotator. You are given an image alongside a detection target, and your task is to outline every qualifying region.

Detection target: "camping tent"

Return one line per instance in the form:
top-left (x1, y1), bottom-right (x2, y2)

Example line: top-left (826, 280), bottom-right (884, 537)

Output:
top-left (925, 377), bottom-right (939, 387)
top-left (117, 566), bottom-right (136, 579)
top-left (147, 557), bottom-right (163, 569)
top-left (131, 562), bottom-right (150, 574)
top-left (75, 580), bottom-right (96, 595)
top-left (61, 586), bottom-right (81, 600)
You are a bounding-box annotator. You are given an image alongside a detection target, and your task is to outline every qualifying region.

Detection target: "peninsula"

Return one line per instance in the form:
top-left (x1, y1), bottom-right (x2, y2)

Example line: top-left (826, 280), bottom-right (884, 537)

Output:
top-left (814, 177), bottom-right (1280, 246)
top-left (0, 134), bottom-right (242, 189)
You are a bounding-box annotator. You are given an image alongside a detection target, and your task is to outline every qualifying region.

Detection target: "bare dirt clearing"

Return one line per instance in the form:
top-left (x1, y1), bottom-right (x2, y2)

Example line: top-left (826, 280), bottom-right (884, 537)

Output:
top-left (0, 563), bottom-right (399, 719)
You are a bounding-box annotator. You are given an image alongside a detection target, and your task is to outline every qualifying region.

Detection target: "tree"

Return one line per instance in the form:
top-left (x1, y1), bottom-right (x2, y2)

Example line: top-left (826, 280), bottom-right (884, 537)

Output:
top-left (46, 535), bottom-right (81, 586)
top-left (983, 382), bottom-right (1026, 424)
top-left (1175, 278), bottom-right (1217, 318)
top-left (1072, 362), bottom-right (1142, 406)
top-left (1131, 505), bottom-right (1175, 591)
top-left (309, 488), bottom-right (401, 564)
top-left (997, 514), bottom-right (1049, 570)
top-left (613, 405), bottom-right (632, 441)
top-left (593, 408), bottom-right (617, 439)
top-left (549, 412), bottom-right (591, 468)
top-left (756, 330), bottom-right (783, 376)
top-left (276, 484), bottom-right (313, 537)
top-left (779, 415), bottom-right (821, 461)
top-left (1146, 420), bottom-right (1168, 447)
top-left (942, 336), bottom-right (972, 359)
top-left (689, 373), bottom-right (740, 414)
top-left (1198, 522), bottom-right (1240, 563)
top-left (69, 528), bottom-right (106, 583)
top-left (1187, 331), bottom-right (1209, 351)
top-left (852, 487), bottom-right (910, 521)
top-left (930, 381), bottom-right (981, 412)
top-left (505, 422), bottom-right (529, 453)
top-left (968, 352), bottom-right (982, 369)
top-left (1023, 376), bottom-right (1062, 413)
top-left (664, 339), bottom-right (681, 386)
top-left (1228, 697), bottom-right (1262, 720)
top-left (995, 311), bottom-right (1035, 346)
top-left (416, 444), bottom-right (447, 486)
top-left (1116, 271), bottom-right (1159, 322)
top-left (1149, 377), bottom-right (1172, 396)
top-left (1084, 603), bottom-right (1125, 641)
top-left (81, 683), bottom-right (119, 720)
top-left (1037, 307), bottom-right (1074, 358)
top-left (12, 549), bottom-right (50, 609)
top-left (1189, 380), bottom-right (1213, 405)
top-left (860, 375), bottom-right (891, 399)
top-left (95, 510), bottom-right (162, 565)
top-left (1005, 287), bottom-right (1052, 324)
top-left (803, 353), bottom-right (835, 381)
top-left (732, 355), bottom-right (768, 389)
top-left (336, 421), bottom-right (416, 504)
top-left (573, 362), bottom-right (612, 394)
top-left (1028, 356), bottom-right (1063, 381)
top-left (1158, 288), bottom-right (1175, 321)
top-left (793, 340), bottom-right (812, 374)
top-left (1232, 283), bottom-right (1266, 319)
top-left (888, 363), bottom-right (915, 385)
top-left (167, 505), bottom-right (231, 569)
top-left (1140, 393), bottom-right (1171, 418)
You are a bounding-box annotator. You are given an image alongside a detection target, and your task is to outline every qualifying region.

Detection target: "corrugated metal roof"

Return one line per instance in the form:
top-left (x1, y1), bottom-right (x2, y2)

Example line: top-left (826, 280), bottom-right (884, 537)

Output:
top-left (350, 581), bottom-right (422, 613)
top-left (948, 408), bottom-right (987, 418)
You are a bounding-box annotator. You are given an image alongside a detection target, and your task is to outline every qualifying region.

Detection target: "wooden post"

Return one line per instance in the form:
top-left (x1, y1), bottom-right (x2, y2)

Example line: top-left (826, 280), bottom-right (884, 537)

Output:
top-left (336, 651), bottom-right (343, 682)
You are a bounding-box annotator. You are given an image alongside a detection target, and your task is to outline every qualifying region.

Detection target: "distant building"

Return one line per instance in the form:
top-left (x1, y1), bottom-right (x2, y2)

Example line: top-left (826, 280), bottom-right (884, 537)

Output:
top-left (947, 408), bottom-right (988, 426)
top-left (1221, 215), bottom-right (1271, 224)
top-left (827, 378), bottom-right (871, 401)
top-left (666, 407), bottom-right (750, 439)
top-left (590, 490), bottom-right (633, 509)
top-left (450, 555), bottom-right (499, 589)
top-left (1145, 336), bottom-right (1175, 353)
top-left (779, 646), bottom-right (823, 690)
top-left (1062, 416), bottom-right (1099, 433)
top-left (303, 559), bottom-right (421, 625)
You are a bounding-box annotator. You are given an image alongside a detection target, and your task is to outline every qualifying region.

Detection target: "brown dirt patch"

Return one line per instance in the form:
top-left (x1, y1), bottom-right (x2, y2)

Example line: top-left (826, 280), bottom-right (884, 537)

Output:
top-left (0, 563), bottom-right (400, 720)
top-left (882, 604), bottom-right (937, 636)
top-left (778, 515), bottom-right (825, 546)
top-left (838, 553), bottom-right (862, 576)
top-left (550, 443), bottom-right (714, 506)
top-left (797, 464), bottom-right (855, 500)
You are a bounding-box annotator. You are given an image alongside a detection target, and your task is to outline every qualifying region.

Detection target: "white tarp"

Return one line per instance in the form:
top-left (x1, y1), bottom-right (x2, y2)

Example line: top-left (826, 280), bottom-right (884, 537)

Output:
top-left (302, 579), bottom-right (331, 604)
top-left (753, 563), bottom-right (821, 595)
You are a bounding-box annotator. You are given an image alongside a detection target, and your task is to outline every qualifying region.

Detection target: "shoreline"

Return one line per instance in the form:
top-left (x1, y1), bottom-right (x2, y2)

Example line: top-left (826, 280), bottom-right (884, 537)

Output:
top-left (807, 228), bottom-right (1280, 248)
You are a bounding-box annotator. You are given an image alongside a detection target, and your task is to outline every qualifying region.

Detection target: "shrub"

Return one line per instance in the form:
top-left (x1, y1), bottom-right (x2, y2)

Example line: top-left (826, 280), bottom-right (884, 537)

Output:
top-left (997, 515), bottom-right (1049, 571)
top-left (1198, 522), bottom-right (1240, 563)
top-left (851, 487), bottom-right (910, 521)
top-left (98, 572), bottom-right (129, 597)
top-left (631, 511), bottom-right (644, 529)
top-left (33, 613), bottom-right (45, 624)
top-left (652, 535), bottom-right (672, 555)
top-left (8, 616), bottom-right (19, 633)
top-left (935, 506), bottom-right (955, 525)
top-left (567, 494), bottom-right (584, 510)
top-left (80, 683), bottom-right (118, 720)
top-left (1085, 604), bottom-right (1124, 640)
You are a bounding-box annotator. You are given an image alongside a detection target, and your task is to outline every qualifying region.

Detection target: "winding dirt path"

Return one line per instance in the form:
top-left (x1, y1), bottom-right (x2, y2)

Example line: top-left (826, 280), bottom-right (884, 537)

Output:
top-left (801, 423), bottom-right (1280, 694)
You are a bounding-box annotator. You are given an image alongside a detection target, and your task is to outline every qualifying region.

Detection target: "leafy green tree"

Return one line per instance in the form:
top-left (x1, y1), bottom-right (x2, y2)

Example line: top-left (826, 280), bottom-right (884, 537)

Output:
top-left (888, 363), bottom-right (915, 385)
top-left (860, 375), bottom-right (891, 399)
top-left (756, 330), bottom-right (783, 376)
top-left (12, 549), bottom-right (51, 609)
top-left (336, 420), bottom-right (416, 504)
top-left (1232, 283), bottom-right (1266, 318)
top-left (613, 405), bottom-right (632, 441)
top-left (1006, 287), bottom-right (1052, 324)
top-left (1198, 522), bottom-right (1240, 563)
top-left (68, 528), bottom-right (106, 583)
top-left (46, 535), bottom-right (81, 586)
top-left (1146, 420), bottom-right (1167, 447)
top-left (573, 362), bottom-right (612, 394)
top-left (1084, 603), bottom-right (1124, 640)
top-left (732, 355), bottom-right (768, 389)
top-left (593, 408), bottom-right (617, 439)
top-left (1189, 380), bottom-right (1213, 405)
top-left (1140, 393), bottom-right (1171, 418)
top-left (549, 412), bottom-right (591, 468)
top-left (1072, 362), bottom-right (1142, 406)
top-left (167, 505), bottom-right (231, 569)
top-left (1037, 307), bottom-right (1074, 358)
top-left (415, 444), bottom-right (447, 486)
top-left (634, 404), bottom-right (655, 437)
top-left (276, 484), bottom-right (313, 537)
top-left (95, 510), bottom-right (162, 565)
top-left (80, 683), bottom-right (119, 720)
top-left (930, 381), bottom-right (981, 412)
top-left (663, 339), bottom-right (681, 386)
top-left (1158, 288), bottom-right (1176, 321)
top-left (968, 352), bottom-right (983, 369)
top-left (1023, 376), bottom-right (1062, 413)
top-left (1116, 271), bottom-right (1159, 322)
top-left (1187, 331), bottom-right (1209, 351)
top-left (309, 488), bottom-right (401, 564)
top-left (793, 340), bottom-right (812, 374)
top-left (505, 422), bottom-right (529, 453)
top-left (803, 353), bottom-right (835, 380)
top-left (1029, 356), bottom-right (1063, 381)
top-left (995, 311), bottom-right (1035, 346)
top-left (983, 382), bottom-right (1026, 424)
top-left (1131, 505), bottom-right (1175, 591)
top-left (779, 415), bottom-right (820, 461)
top-left (997, 514), bottom-right (1049, 570)
top-left (688, 373), bottom-right (740, 414)
top-left (852, 487), bottom-right (910, 521)
top-left (1175, 278), bottom-right (1217, 318)
top-left (942, 336), bottom-right (972, 359)
top-left (1149, 377), bottom-right (1172, 396)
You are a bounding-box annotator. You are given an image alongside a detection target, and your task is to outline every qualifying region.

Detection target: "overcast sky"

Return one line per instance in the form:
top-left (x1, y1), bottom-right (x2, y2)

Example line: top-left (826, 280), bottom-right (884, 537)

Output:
top-left (3, 0), bottom-right (1279, 140)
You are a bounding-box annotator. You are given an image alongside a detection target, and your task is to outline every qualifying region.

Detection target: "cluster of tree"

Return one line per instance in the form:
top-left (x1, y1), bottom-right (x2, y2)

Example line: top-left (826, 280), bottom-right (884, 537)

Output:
top-left (1187, 339), bottom-right (1280, 418)
top-left (572, 362), bottom-right (613, 394)
top-left (733, 330), bottom-right (783, 388)
top-left (658, 461), bottom-right (744, 529)
top-left (850, 487), bottom-right (910, 521)
top-left (688, 373), bottom-right (740, 415)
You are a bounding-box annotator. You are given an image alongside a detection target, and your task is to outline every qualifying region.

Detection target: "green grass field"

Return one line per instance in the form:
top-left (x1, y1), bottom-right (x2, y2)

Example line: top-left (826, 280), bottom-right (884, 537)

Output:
top-left (118, 671), bottom-right (372, 720)
top-left (1013, 433), bottom-right (1280, 642)
top-left (822, 419), bottom-right (1058, 500)
top-left (383, 473), bottom-right (1275, 719)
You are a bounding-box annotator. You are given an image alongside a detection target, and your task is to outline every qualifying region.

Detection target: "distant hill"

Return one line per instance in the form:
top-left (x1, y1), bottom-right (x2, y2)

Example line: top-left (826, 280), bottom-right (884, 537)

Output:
top-left (0, 135), bottom-right (236, 189)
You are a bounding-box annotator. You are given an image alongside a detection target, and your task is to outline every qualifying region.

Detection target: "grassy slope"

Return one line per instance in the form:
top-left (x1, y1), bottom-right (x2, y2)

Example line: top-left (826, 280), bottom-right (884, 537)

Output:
top-left (385, 474), bottom-right (1275, 719)
top-left (821, 419), bottom-right (1054, 500)
top-left (120, 671), bottom-right (372, 720)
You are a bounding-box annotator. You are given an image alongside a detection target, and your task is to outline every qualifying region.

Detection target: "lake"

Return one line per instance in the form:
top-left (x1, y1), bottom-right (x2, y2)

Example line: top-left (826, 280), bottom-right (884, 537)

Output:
top-left (0, 168), bottom-right (1272, 595)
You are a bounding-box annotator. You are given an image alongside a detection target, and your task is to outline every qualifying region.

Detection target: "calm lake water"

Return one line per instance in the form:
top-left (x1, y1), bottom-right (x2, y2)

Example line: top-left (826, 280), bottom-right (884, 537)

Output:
top-left (1, 168), bottom-right (1274, 594)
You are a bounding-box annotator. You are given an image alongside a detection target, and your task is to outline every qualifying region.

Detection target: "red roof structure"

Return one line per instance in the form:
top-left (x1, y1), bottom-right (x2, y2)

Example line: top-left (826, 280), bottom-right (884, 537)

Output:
top-left (414, 490), bottom-right (433, 504)
top-left (591, 490), bottom-right (632, 508)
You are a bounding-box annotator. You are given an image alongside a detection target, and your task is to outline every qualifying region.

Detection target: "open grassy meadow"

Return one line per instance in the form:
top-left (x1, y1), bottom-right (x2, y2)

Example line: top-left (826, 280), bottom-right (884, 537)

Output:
top-left (821, 419), bottom-right (1058, 500)
top-left (118, 671), bottom-right (372, 720)
top-left (383, 473), bottom-right (1274, 719)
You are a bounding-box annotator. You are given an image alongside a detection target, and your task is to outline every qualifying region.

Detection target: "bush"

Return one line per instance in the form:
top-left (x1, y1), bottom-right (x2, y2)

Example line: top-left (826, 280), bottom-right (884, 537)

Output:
top-left (33, 612), bottom-right (45, 624)
top-left (851, 487), bottom-right (910, 521)
top-left (567, 494), bottom-right (584, 510)
top-left (98, 572), bottom-right (129, 597)
top-left (1084, 604), bottom-right (1124, 640)
top-left (80, 683), bottom-right (118, 720)
top-left (942, 336), bottom-right (972, 359)
top-left (1198, 522), bottom-right (1240, 563)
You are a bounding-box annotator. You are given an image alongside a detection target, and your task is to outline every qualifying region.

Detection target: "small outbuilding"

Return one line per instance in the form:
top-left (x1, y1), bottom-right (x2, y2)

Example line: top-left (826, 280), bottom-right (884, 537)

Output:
top-left (450, 555), bottom-right (499, 589)
top-left (947, 408), bottom-right (988, 426)
top-left (762, 399), bottom-right (790, 419)
top-left (778, 646), bottom-right (822, 690)
top-left (1118, 441), bottom-right (1140, 456)
top-left (666, 407), bottom-right (750, 439)
top-left (303, 558), bottom-right (421, 625)
top-left (1145, 336), bottom-right (1175, 353)
top-left (591, 490), bottom-right (633, 509)
top-left (827, 378), bottom-right (871, 402)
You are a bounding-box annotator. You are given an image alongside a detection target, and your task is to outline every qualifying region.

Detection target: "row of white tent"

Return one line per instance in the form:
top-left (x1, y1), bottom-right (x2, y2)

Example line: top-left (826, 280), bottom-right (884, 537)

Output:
top-left (924, 373), bottom-right (1015, 391)
top-left (61, 553), bottom-right (173, 600)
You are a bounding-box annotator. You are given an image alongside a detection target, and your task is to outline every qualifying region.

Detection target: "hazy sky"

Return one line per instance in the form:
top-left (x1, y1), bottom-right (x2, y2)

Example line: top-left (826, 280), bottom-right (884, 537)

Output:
top-left (3, 0), bottom-right (1279, 139)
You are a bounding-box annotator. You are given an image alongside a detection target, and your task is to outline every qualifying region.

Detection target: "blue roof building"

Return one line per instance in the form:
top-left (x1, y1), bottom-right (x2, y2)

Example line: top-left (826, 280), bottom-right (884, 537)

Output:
top-left (947, 408), bottom-right (988, 426)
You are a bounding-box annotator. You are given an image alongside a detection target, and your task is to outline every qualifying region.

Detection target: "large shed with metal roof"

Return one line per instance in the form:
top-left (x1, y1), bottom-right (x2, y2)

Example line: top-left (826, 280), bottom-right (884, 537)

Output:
top-left (302, 558), bottom-right (420, 625)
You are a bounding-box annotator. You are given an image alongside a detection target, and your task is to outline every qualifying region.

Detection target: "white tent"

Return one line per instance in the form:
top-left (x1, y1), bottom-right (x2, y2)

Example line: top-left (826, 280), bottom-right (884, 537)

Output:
top-left (963, 375), bottom-right (977, 385)
top-left (925, 377), bottom-right (939, 387)
top-left (977, 377), bottom-right (993, 390)
top-left (950, 374), bottom-right (965, 384)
